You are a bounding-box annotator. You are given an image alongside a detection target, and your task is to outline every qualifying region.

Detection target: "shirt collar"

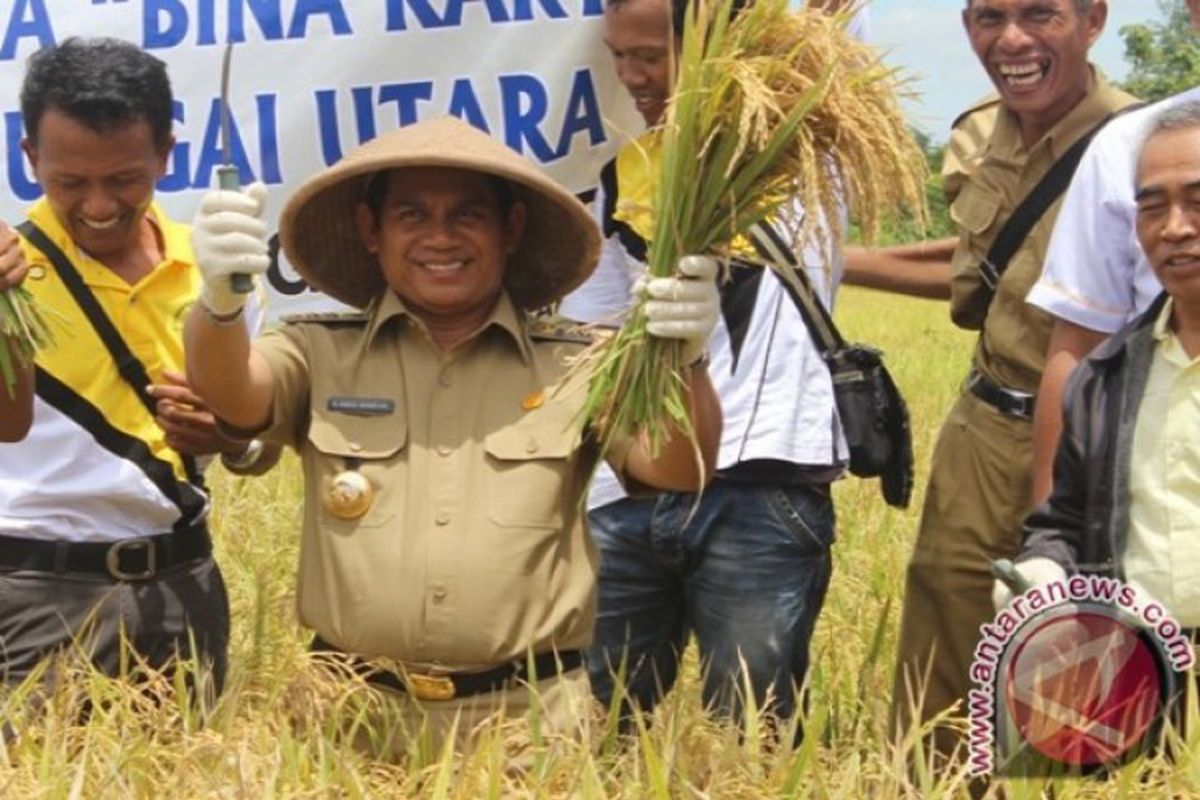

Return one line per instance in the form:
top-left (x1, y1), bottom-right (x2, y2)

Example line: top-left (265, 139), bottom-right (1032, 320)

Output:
top-left (364, 289), bottom-right (533, 363)
top-left (26, 198), bottom-right (189, 285)
top-left (1150, 296), bottom-right (1200, 368)
top-left (1153, 296), bottom-right (1175, 343)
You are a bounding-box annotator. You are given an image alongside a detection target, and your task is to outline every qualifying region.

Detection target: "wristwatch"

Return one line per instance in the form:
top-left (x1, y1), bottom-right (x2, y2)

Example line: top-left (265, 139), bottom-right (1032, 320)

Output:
top-left (221, 438), bottom-right (264, 471)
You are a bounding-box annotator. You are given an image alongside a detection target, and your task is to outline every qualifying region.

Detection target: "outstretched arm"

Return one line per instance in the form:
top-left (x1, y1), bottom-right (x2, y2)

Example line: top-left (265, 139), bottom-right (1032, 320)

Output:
top-left (184, 184), bottom-right (277, 433)
top-left (842, 237), bottom-right (956, 300)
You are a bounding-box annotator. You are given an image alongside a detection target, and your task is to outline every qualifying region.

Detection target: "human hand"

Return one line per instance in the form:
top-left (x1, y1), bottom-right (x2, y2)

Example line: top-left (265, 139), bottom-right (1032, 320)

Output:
top-left (640, 255), bottom-right (720, 366)
top-left (992, 556), bottom-right (1067, 610)
top-left (0, 221), bottom-right (29, 291)
top-left (147, 369), bottom-right (246, 457)
top-left (191, 182), bottom-right (270, 317)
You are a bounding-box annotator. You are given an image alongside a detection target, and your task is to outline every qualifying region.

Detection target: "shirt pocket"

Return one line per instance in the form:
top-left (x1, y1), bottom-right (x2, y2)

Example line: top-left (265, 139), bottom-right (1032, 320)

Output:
top-left (950, 183), bottom-right (1002, 240)
top-left (483, 412), bottom-right (580, 530)
top-left (305, 411), bottom-right (407, 530)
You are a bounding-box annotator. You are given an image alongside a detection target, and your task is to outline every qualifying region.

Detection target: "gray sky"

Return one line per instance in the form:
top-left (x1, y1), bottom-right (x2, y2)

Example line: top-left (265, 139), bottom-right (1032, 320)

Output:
top-left (870, 0), bottom-right (1158, 140)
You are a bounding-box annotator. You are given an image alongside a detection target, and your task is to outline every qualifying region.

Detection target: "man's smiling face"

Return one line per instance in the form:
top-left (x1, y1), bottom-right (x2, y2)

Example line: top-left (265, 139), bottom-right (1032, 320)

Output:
top-left (1136, 125), bottom-right (1200, 307)
top-left (23, 107), bottom-right (169, 261)
top-left (963, 0), bottom-right (1106, 137)
top-left (356, 166), bottom-right (527, 326)
top-left (605, 0), bottom-right (676, 127)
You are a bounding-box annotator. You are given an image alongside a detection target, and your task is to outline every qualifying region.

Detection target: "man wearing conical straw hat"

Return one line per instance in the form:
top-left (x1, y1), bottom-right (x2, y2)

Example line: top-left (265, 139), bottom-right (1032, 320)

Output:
top-left (183, 116), bottom-right (722, 745)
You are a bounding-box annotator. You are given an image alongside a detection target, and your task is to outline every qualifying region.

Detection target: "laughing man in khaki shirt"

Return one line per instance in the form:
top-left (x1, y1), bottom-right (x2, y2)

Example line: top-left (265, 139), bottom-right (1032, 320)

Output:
top-left (182, 117), bottom-right (722, 746)
top-left (843, 0), bottom-right (1138, 760)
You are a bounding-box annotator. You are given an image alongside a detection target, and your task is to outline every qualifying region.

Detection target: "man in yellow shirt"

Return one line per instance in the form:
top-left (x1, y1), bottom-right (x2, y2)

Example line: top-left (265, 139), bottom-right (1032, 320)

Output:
top-left (0, 38), bottom-right (272, 695)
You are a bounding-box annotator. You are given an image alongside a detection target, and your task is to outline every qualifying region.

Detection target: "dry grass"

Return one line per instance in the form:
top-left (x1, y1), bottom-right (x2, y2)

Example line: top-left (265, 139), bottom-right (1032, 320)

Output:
top-left (3, 288), bottom-right (1200, 798)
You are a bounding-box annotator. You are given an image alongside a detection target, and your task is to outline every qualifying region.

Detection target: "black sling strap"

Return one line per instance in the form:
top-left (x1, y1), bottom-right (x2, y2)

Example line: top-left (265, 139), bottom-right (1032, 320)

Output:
top-left (747, 220), bottom-right (845, 361)
top-left (978, 103), bottom-right (1144, 292)
top-left (18, 220), bottom-right (202, 488)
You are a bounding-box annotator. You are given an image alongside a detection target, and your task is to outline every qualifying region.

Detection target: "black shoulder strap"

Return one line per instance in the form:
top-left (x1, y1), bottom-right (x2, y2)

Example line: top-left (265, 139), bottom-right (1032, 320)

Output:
top-left (747, 222), bottom-right (845, 360)
top-left (979, 103), bottom-right (1145, 291)
top-left (17, 220), bottom-right (202, 486)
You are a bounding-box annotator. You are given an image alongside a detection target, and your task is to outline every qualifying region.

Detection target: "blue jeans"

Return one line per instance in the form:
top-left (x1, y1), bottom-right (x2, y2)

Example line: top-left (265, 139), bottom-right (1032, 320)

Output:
top-left (586, 479), bottom-right (835, 725)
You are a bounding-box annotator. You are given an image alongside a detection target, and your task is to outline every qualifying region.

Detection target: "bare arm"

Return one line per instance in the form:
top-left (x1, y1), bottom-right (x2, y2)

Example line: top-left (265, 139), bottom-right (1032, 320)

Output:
top-left (842, 237), bottom-right (957, 300)
top-left (622, 364), bottom-right (722, 492)
top-left (1030, 319), bottom-right (1106, 506)
top-left (184, 309), bottom-right (276, 433)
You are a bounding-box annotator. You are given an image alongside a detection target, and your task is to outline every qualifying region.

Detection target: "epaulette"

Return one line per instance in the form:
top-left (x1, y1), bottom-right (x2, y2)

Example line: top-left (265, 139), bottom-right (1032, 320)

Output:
top-left (526, 318), bottom-right (608, 345)
top-left (280, 311), bottom-right (370, 325)
top-left (950, 93), bottom-right (1002, 131)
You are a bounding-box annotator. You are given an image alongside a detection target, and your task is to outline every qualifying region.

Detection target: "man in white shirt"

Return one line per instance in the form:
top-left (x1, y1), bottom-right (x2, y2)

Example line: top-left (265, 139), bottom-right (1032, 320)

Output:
top-left (1027, 0), bottom-right (1200, 505)
top-left (560, 0), bottom-right (864, 731)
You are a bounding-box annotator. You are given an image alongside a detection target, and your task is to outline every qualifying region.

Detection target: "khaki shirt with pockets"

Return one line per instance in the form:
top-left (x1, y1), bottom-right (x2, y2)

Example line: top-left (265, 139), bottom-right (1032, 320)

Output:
top-left (943, 74), bottom-right (1138, 394)
top-left (254, 289), bottom-right (626, 672)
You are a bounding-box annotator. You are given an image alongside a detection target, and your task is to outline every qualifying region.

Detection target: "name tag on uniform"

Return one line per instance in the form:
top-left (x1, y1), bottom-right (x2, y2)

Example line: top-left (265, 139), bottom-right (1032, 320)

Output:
top-left (327, 396), bottom-right (395, 416)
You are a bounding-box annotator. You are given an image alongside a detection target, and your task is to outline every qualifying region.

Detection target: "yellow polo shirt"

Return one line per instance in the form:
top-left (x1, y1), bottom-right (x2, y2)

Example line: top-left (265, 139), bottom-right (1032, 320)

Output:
top-left (1125, 299), bottom-right (1200, 626)
top-left (0, 199), bottom-right (207, 542)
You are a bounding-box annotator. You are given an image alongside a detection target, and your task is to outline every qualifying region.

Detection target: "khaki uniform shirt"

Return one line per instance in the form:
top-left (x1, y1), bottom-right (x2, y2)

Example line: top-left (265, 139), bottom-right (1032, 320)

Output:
top-left (255, 290), bottom-right (626, 671)
top-left (943, 75), bottom-right (1137, 393)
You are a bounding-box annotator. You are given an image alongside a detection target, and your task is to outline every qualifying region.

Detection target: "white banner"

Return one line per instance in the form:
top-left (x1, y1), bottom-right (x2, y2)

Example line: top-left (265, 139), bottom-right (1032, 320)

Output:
top-left (0, 0), bottom-right (643, 316)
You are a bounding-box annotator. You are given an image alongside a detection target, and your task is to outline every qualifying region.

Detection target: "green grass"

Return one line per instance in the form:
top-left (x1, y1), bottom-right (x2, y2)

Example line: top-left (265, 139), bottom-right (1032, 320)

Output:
top-left (2, 288), bottom-right (1198, 798)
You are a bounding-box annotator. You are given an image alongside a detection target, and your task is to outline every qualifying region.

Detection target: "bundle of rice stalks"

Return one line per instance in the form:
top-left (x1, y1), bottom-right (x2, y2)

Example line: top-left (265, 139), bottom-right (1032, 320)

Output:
top-left (579, 0), bottom-right (928, 455)
top-left (0, 285), bottom-right (55, 397)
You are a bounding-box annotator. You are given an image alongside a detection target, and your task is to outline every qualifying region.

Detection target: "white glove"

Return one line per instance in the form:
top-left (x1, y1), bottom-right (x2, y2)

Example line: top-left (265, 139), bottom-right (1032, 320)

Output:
top-left (991, 557), bottom-right (1067, 611)
top-left (191, 182), bottom-right (270, 317)
top-left (641, 254), bottom-right (720, 366)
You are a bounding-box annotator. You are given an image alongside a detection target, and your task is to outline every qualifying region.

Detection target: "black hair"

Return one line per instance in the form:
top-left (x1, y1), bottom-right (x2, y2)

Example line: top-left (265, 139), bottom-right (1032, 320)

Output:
top-left (362, 168), bottom-right (517, 224)
top-left (607, 0), bottom-right (748, 38)
top-left (20, 37), bottom-right (174, 150)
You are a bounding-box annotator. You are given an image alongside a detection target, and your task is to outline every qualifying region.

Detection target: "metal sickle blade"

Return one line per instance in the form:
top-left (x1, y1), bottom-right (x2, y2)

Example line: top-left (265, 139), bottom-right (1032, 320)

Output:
top-left (219, 42), bottom-right (233, 167)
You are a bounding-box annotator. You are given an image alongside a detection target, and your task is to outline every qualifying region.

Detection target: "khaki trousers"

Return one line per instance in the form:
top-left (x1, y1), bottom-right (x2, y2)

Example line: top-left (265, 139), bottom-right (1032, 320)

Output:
top-left (892, 392), bottom-right (1033, 758)
top-left (351, 666), bottom-right (598, 759)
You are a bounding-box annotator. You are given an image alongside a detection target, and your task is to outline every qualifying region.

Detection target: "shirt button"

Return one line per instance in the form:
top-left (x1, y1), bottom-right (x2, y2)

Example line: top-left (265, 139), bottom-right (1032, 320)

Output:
top-left (436, 445), bottom-right (451, 457)
top-left (525, 438), bottom-right (539, 454)
top-left (434, 512), bottom-right (450, 526)
top-left (349, 442), bottom-right (362, 453)
top-left (432, 585), bottom-right (448, 602)
top-left (438, 371), bottom-right (452, 388)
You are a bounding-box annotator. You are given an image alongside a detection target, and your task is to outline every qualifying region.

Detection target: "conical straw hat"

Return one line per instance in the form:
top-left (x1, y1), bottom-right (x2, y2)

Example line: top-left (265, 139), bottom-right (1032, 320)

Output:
top-left (280, 116), bottom-right (600, 310)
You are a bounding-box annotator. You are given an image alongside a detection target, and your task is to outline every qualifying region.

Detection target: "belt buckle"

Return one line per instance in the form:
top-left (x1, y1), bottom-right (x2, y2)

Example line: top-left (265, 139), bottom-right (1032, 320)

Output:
top-left (105, 537), bottom-right (156, 581)
top-left (405, 672), bottom-right (456, 701)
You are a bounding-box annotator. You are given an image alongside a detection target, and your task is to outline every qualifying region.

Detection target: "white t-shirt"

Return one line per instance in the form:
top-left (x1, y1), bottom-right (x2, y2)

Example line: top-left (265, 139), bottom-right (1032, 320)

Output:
top-left (560, 177), bottom-right (848, 510)
top-left (1027, 87), bottom-right (1200, 332)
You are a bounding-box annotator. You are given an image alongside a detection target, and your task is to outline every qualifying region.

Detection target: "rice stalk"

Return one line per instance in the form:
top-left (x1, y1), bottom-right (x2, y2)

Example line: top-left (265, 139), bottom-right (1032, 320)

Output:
top-left (577, 0), bottom-right (928, 453)
top-left (0, 284), bottom-right (57, 397)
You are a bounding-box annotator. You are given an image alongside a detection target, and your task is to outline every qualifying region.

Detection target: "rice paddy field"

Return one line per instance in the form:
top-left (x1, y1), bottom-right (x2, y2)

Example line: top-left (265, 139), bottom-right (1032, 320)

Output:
top-left (3, 287), bottom-right (1200, 798)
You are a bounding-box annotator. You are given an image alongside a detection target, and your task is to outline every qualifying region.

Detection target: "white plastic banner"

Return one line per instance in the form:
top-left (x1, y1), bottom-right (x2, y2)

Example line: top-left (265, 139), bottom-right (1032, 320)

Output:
top-left (0, 1), bottom-right (642, 316)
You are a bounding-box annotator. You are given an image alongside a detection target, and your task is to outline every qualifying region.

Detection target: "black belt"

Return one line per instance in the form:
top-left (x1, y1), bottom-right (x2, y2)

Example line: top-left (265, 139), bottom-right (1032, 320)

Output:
top-left (967, 371), bottom-right (1036, 420)
top-left (310, 635), bottom-right (583, 701)
top-left (0, 522), bottom-right (211, 581)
